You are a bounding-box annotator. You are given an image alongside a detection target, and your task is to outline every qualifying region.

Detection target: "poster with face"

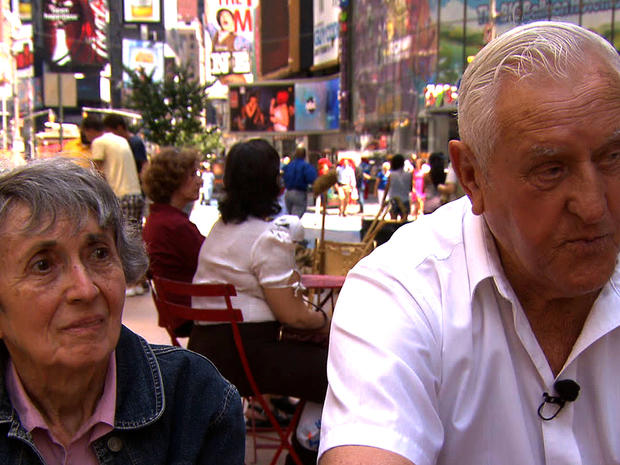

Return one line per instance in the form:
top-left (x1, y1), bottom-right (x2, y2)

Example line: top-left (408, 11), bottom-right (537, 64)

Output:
top-left (42, 0), bottom-right (108, 71)
top-left (229, 84), bottom-right (294, 132)
top-left (204, 0), bottom-right (257, 98)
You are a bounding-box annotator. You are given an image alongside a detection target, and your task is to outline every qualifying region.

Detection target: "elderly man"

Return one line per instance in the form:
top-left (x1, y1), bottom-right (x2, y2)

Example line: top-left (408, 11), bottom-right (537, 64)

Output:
top-left (319, 21), bottom-right (620, 465)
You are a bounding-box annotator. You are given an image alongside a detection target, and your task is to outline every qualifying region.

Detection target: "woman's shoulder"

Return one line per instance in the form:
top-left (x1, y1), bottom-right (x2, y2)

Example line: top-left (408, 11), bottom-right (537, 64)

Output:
top-left (152, 344), bottom-right (234, 389)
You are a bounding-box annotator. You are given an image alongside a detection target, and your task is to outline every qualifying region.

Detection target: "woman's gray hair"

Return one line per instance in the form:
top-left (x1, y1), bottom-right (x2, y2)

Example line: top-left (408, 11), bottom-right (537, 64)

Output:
top-left (0, 158), bottom-right (148, 284)
top-left (458, 21), bottom-right (620, 167)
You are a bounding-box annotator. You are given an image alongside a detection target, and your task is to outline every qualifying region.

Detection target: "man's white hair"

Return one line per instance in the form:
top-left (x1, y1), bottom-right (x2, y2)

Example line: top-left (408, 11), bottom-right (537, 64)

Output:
top-left (458, 21), bottom-right (620, 166)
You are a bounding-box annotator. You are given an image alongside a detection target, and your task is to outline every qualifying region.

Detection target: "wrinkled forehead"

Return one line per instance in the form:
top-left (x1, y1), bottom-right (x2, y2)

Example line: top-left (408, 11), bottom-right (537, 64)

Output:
top-left (0, 201), bottom-right (97, 239)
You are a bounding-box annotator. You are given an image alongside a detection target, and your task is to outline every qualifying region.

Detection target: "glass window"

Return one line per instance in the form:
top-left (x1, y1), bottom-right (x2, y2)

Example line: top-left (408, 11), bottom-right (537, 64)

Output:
top-left (438, 0), bottom-right (465, 83)
top-left (581, 1), bottom-right (614, 41)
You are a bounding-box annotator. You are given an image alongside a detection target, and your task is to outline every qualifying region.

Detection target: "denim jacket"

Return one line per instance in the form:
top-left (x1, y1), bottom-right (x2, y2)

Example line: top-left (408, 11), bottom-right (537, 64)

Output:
top-left (0, 326), bottom-right (246, 464)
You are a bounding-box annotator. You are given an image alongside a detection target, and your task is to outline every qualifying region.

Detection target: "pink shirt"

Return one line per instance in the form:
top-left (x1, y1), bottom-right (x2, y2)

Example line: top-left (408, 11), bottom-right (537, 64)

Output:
top-left (6, 354), bottom-right (117, 465)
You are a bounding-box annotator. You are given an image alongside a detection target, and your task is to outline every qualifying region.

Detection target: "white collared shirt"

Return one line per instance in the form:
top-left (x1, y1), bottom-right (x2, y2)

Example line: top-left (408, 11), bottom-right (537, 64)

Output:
top-left (319, 197), bottom-right (620, 465)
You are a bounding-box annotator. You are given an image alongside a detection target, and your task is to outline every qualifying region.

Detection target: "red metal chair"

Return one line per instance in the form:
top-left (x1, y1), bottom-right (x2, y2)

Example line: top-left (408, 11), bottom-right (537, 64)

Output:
top-left (149, 276), bottom-right (305, 465)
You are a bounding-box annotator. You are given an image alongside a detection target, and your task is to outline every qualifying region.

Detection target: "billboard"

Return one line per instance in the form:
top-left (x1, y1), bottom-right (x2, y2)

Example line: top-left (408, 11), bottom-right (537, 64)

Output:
top-left (351, 0), bottom-right (437, 127)
top-left (42, 0), bottom-right (108, 71)
top-left (177, 0), bottom-right (198, 22)
top-left (14, 24), bottom-right (34, 79)
top-left (313, 0), bottom-right (340, 67)
top-left (124, 0), bottom-right (161, 23)
top-left (229, 77), bottom-right (340, 133)
top-left (122, 39), bottom-right (165, 82)
top-left (19, 0), bottom-right (32, 22)
top-left (204, 0), bottom-right (257, 99)
top-left (229, 84), bottom-right (294, 132)
top-left (294, 77), bottom-right (340, 131)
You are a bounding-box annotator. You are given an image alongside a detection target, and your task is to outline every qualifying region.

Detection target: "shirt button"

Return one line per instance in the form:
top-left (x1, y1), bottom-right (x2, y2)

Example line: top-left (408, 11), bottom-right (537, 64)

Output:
top-left (107, 436), bottom-right (123, 452)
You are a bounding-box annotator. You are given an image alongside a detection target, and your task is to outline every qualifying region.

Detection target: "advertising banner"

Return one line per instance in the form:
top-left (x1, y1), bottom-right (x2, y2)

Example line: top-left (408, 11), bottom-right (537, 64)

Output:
top-left (42, 0), bottom-right (108, 71)
top-left (122, 39), bottom-right (165, 82)
top-left (351, 0), bottom-right (437, 127)
top-left (14, 24), bottom-right (34, 79)
top-left (177, 0), bottom-right (198, 22)
top-left (294, 77), bottom-right (340, 131)
top-left (229, 84), bottom-right (294, 132)
top-left (204, 0), bottom-right (257, 98)
top-left (313, 0), bottom-right (340, 67)
top-left (19, 0), bottom-right (32, 22)
top-left (124, 0), bottom-right (161, 23)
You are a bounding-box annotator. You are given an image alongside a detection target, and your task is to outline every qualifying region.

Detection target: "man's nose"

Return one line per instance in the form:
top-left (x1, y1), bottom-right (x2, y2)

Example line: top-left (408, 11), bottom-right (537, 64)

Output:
top-left (566, 166), bottom-right (606, 224)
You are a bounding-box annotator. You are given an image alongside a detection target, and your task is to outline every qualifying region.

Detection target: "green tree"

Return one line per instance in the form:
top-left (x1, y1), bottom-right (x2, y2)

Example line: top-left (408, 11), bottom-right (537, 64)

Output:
top-left (123, 64), bottom-right (223, 156)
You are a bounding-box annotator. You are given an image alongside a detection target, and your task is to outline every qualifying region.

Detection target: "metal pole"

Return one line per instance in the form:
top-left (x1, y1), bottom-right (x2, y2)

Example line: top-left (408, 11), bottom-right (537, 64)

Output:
top-left (2, 94), bottom-right (7, 151)
top-left (58, 73), bottom-right (63, 150)
top-left (490, 0), bottom-right (497, 40)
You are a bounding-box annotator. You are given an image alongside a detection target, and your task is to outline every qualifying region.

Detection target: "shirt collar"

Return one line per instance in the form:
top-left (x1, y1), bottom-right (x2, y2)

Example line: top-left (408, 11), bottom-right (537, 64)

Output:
top-left (461, 205), bottom-right (506, 300)
top-left (462, 202), bottom-right (620, 369)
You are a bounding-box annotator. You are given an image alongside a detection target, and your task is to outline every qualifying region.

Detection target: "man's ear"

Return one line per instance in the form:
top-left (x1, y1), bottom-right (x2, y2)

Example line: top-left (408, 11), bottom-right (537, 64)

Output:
top-left (449, 140), bottom-right (485, 215)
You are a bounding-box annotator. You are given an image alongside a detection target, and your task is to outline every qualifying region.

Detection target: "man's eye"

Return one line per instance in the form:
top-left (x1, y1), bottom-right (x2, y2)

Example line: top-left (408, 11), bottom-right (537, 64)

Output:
top-left (600, 151), bottom-right (620, 167)
top-left (530, 163), bottom-right (566, 188)
top-left (32, 259), bottom-right (51, 273)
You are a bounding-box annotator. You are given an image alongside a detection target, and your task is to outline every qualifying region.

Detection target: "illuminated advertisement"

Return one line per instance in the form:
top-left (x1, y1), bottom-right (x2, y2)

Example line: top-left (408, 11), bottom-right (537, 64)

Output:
top-left (177, 0), bottom-right (198, 22)
top-left (122, 39), bottom-right (165, 82)
top-left (294, 77), bottom-right (340, 131)
top-left (19, 0), bottom-right (32, 22)
top-left (313, 0), bottom-right (340, 67)
top-left (204, 0), bottom-right (257, 99)
top-left (14, 25), bottom-right (34, 79)
top-left (351, 0), bottom-right (437, 127)
top-left (42, 0), bottom-right (108, 71)
top-left (124, 0), bottom-right (161, 23)
top-left (229, 84), bottom-right (294, 132)
top-left (229, 78), bottom-right (340, 133)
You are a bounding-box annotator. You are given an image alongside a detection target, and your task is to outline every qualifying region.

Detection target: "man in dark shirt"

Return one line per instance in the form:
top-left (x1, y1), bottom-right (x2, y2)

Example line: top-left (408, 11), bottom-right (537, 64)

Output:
top-left (283, 147), bottom-right (317, 218)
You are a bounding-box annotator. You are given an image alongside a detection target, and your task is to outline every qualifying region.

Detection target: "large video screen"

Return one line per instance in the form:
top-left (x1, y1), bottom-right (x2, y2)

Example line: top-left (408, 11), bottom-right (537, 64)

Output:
top-left (42, 0), bottom-right (108, 72)
top-left (229, 76), bottom-right (340, 133)
top-left (229, 84), bottom-right (295, 132)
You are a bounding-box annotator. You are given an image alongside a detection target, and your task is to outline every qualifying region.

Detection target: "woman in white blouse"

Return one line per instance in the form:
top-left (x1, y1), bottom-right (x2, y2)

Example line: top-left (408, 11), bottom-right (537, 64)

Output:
top-left (190, 139), bottom-right (329, 406)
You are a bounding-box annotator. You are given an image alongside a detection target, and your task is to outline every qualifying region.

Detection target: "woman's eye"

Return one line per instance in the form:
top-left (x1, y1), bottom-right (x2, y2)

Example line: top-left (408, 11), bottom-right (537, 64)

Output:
top-left (93, 247), bottom-right (110, 260)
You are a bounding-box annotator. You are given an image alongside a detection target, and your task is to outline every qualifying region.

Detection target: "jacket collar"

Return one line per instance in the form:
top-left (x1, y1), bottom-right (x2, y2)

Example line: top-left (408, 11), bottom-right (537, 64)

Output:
top-left (0, 326), bottom-right (165, 430)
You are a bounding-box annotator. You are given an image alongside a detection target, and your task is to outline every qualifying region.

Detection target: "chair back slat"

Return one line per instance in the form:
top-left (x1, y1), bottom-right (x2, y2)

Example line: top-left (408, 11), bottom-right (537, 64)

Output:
top-left (150, 277), bottom-right (244, 325)
top-left (160, 301), bottom-right (243, 323)
top-left (149, 276), bottom-right (304, 464)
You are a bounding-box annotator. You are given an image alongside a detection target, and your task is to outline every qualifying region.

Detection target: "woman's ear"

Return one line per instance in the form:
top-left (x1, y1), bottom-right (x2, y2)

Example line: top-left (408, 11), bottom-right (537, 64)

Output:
top-left (448, 140), bottom-right (485, 215)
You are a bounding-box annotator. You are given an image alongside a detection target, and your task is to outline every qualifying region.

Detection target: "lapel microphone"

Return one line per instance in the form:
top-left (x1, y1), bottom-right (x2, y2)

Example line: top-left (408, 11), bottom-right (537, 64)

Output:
top-left (537, 379), bottom-right (581, 421)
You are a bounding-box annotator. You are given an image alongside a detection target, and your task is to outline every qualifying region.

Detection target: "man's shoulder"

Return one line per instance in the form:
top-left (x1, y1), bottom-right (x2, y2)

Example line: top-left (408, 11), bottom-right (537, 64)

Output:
top-left (372, 197), bottom-right (472, 266)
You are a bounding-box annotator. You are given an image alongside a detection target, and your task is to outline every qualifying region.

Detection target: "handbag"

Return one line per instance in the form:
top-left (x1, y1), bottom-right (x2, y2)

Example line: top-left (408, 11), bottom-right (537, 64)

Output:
top-left (278, 325), bottom-right (329, 348)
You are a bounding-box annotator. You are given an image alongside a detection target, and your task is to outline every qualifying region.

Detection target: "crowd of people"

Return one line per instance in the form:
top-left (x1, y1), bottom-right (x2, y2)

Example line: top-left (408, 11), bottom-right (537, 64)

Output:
top-left (0, 20), bottom-right (618, 465)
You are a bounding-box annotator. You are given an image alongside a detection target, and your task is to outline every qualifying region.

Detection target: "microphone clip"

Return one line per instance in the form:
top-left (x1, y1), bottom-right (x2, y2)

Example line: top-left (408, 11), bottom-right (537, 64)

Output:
top-left (537, 379), bottom-right (580, 421)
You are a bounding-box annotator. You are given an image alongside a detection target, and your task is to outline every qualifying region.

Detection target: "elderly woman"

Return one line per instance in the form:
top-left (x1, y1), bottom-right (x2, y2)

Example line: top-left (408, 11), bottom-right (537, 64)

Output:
top-left (0, 159), bottom-right (244, 464)
top-left (142, 147), bottom-right (205, 283)
top-left (141, 148), bottom-right (205, 335)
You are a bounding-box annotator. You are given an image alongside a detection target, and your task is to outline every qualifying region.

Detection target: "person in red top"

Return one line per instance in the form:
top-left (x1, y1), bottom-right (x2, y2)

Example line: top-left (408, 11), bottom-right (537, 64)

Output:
top-left (142, 147), bottom-right (205, 335)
